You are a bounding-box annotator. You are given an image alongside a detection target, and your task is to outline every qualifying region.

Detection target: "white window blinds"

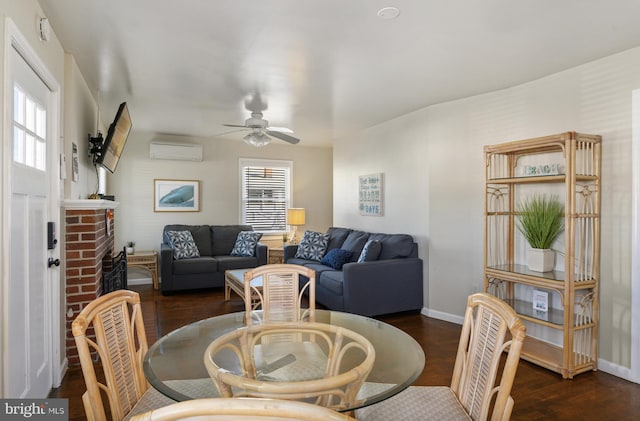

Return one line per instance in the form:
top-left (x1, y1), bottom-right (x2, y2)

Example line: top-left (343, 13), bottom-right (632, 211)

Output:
top-left (240, 159), bottom-right (292, 233)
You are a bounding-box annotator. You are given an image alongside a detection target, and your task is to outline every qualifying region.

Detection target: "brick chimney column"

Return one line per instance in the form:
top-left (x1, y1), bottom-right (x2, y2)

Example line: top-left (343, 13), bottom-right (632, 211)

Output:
top-left (63, 200), bottom-right (118, 365)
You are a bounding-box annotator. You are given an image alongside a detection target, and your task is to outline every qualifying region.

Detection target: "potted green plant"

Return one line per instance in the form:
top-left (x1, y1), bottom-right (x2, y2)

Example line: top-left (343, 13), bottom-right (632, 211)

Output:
top-left (126, 241), bottom-right (136, 255)
top-left (516, 194), bottom-right (564, 272)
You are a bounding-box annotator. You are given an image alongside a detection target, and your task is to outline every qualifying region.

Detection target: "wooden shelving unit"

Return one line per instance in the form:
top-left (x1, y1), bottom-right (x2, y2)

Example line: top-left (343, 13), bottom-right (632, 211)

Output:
top-left (483, 131), bottom-right (601, 379)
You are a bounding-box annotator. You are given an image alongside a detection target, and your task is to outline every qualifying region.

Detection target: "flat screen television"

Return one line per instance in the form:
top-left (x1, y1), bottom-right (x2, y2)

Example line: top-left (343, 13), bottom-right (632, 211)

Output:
top-left (95, 102), bottom-right (132, 173)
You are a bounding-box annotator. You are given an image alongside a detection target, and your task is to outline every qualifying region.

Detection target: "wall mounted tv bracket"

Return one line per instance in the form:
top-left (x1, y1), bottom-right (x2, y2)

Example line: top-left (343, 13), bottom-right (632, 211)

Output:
top-left (88, 132), bottom-right (104, 164)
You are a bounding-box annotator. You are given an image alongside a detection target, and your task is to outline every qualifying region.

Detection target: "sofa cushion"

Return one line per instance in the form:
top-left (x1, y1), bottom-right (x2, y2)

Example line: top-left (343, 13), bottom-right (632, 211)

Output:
top-left (211, 225), bottom-right (254, 256)
top-left (172, 256), bottom-right (217, 275)
top-left (325, 227), bottom-right (352, 252)
top-left (320, 249), bottom-right (353, 270)
top-left (318, 270), bottom-right (344, 295)
top-left (369, 233), bottom-right (415, 260)
top-left (230, 231), bottom-right (263, 257)
top-left (163, 225), bottom-right (212, 256)
top-left (295, 231), bottom-right (330, 261)
top-left (215, 255), bottom-right (259, 272)
top-left (303, 262), bottom-right (338, 276)
top-left (341, 230), bottom-right (370, 262)
top-left (286, 257), bottom-right (318, 266)
top-left (166, 230), bottom-right (200, 259)
top-left (358, 240), bottom-right (382, 262)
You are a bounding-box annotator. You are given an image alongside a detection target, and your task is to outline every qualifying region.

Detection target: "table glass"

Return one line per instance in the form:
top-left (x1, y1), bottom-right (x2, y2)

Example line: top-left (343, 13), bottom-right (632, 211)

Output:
top-left (143, 309), bottom-right (425, 411)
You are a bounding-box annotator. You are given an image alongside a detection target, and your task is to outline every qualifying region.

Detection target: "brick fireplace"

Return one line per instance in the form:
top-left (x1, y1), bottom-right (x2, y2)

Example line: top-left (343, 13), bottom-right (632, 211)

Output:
top-left (63, 199), bottom-right (118, 365)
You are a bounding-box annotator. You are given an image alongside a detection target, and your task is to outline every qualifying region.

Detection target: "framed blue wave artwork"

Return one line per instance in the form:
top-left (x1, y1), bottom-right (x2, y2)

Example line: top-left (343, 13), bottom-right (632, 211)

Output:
top-left (154, 179), bottom-right (200, 212)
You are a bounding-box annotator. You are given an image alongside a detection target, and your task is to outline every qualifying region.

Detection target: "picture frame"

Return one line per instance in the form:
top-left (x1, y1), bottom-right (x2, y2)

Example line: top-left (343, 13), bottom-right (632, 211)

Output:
top-left (359, 173), bottom-right (384, 216)
top-left (154, 179), bottom-right (200, 212)
top-left (532, 289), bottom-right (549, 312)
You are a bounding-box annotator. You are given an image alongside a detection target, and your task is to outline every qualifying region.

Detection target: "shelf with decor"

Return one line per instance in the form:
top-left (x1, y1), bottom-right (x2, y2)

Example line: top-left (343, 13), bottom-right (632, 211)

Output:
top-left (483, 131), bottom-right (601, 379)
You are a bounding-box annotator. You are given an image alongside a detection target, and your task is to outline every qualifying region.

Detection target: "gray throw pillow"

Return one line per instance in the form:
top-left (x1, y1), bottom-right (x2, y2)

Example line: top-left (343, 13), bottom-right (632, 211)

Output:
top-left (230, 231), bottom-right (263, 257)
top-left (166, 230), bottom-right (200, 260)
top-left (295, 230), bottom-right (330, 261)
top-left (357, 239), bottom-right (382, 263)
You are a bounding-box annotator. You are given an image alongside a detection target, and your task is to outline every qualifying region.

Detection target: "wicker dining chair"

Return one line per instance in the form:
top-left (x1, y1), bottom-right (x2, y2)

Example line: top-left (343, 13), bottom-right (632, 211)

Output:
top-left (72, 290), bottom-right (175, 421)
top-left (204, 321), bottom-right (375, 411)
top-left (129, 397), bottom-right (355, 421)
top-left (356, 292), bottom-right (526, 421)
top-left (244, 264), bottom-right (316, 324)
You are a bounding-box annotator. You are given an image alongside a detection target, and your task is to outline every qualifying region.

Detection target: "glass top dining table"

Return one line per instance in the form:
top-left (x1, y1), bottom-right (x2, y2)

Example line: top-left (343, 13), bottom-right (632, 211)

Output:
top-left (143, 309), bottom-right (425, 412)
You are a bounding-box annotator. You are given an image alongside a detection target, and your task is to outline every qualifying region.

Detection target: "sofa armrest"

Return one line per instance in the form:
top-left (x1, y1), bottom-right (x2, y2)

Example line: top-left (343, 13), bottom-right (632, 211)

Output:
top-left (256, 242), bottom-right (268, 266)
top-left (283, 244), bottom-right (299, 261)
top-left (160, 243), bottom-right (175, 293)
top-left (341, 258), bottom-right (423, 315)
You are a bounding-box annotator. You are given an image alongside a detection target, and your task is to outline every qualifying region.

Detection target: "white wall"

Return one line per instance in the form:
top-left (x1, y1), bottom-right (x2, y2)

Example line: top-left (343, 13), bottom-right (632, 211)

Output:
top-left (63, 53), bottom-right (103, 200)
top-left (109, 133), bottom-right (333, 280)
top-left (334, 47), bottom-right (640, 373)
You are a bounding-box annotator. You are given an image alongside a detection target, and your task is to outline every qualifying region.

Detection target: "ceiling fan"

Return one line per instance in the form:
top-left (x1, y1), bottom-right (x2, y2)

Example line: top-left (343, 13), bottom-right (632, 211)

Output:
top-left (223, 111), bottom-right (300, 147)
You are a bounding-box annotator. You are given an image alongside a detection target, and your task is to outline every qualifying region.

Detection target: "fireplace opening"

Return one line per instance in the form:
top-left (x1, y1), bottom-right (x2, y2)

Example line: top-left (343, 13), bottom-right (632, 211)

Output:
top-left (103, 247), bottom-right (128, 294)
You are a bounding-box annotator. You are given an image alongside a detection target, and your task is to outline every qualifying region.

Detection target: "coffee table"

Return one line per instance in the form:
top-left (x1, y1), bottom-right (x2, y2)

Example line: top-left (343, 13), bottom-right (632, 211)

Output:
top-left (143, 309), bottom-right (425, 412)
top-left (224, 269), bottom-right (263, 309)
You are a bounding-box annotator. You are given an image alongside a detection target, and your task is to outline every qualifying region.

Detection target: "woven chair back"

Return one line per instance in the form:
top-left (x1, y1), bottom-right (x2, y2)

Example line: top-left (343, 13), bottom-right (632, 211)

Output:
top-left (204, 321), bottom-right (375, 411)
top-left (72, 290), bottom-right (150, 421)
top-left (244, 264), bottom-right (316, 324)
top-left (129, 397), bottom-right (355, 420)
top-left (451, 293), bottom-right (526, 421)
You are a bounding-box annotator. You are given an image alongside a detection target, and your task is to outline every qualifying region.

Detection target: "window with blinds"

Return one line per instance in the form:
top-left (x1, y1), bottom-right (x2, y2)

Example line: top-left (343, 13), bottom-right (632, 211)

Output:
top-left (240, 159), bottom-right (292, 233)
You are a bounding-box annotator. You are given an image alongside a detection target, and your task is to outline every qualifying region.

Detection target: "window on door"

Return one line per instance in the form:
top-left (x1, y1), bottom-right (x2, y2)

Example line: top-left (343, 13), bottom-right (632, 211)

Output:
top-left (240, 158), bottom-right (292, 234)
top-left (13, 85), bottom-right (46, 171)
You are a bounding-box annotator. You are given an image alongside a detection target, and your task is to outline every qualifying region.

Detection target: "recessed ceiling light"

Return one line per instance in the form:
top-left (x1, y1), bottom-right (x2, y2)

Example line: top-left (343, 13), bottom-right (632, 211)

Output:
top-left (377, 6), bottom-right (400, 20)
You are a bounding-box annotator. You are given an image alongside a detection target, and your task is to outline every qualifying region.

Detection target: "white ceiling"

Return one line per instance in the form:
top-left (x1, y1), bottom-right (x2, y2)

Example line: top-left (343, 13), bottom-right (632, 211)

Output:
top-left (38, 0), bottom-right (640, 147)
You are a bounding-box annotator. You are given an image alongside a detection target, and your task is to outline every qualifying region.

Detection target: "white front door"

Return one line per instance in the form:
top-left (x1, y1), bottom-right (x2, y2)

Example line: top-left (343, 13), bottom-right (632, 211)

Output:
top-left (5, 43), bottom-right (55, 398)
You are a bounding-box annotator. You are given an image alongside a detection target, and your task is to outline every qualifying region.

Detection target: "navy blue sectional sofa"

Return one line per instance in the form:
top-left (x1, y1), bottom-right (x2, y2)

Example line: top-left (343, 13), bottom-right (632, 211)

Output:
top-left (284, 227), bottom-right (423, 316)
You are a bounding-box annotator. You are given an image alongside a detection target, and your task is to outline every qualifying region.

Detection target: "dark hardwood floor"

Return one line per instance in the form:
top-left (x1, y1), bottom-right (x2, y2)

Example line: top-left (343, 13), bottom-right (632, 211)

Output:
top-left (51, 285), bottom-right (640, 420)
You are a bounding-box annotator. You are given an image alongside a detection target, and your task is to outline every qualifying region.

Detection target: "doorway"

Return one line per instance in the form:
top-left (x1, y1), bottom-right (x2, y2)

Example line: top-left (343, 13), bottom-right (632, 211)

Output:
top-left (2, 20), bottom-right (62, 398)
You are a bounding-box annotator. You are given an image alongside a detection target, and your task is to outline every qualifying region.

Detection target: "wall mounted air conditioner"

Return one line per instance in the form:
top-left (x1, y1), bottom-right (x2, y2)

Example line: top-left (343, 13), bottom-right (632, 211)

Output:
top-left (149, 141), bottom-right (203, 161)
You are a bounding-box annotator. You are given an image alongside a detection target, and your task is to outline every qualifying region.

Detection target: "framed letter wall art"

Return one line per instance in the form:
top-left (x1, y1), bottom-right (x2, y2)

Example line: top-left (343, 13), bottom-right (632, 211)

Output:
top-left (359, 173), bottom-right (383, 216)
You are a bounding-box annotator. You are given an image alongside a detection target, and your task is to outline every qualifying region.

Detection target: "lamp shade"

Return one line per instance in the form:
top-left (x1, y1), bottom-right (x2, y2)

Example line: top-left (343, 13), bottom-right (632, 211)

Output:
top-left (286, 208), bottom-right (306, 226)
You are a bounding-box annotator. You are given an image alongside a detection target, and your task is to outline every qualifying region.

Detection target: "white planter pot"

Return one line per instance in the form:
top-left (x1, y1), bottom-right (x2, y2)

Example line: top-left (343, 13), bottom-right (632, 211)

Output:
top-left (126, 247), bottom-right (135, 255)
top-left (527, 248), bottom-right (555, 272)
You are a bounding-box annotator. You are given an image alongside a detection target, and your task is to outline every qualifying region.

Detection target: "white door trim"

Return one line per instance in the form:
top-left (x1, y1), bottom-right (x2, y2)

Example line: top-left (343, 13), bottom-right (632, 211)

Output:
top-left (1, 18), bottom-right (63, 394)
top-left (631, 90), bottom-right (640, 384)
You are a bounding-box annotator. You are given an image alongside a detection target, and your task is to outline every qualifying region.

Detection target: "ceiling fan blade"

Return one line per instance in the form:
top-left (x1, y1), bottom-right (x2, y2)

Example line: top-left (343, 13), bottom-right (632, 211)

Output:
top-left (214, 128), bottom-right (249, 137)
top-left (266, 126), bottom-right (294, 134)
top-left (223, 124), bottom-right (248, 128)
top-left (267, 130), bottom-right (300, 144)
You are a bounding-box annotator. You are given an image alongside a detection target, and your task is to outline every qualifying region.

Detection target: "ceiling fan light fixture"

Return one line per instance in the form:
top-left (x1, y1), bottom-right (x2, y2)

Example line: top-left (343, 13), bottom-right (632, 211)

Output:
top-left (243, 131), bottom-right (271, 147)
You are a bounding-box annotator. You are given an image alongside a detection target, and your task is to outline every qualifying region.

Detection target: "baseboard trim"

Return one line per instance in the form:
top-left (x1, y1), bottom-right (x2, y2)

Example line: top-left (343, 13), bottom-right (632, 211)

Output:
top-left (53, 358), bottom-right (68, 389)
top-left (597, 359), bottom-right (638, 384)
top-left (421, 307), bottom-right (464, 325)
top-left (421, 306), bottom-right (636, 383)
top-left (128, 277), bottom-right (153, 286)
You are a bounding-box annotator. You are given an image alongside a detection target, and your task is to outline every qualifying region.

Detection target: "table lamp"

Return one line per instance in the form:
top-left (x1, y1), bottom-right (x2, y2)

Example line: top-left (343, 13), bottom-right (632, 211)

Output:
top-left (286, 208), bottom-right (306, 244)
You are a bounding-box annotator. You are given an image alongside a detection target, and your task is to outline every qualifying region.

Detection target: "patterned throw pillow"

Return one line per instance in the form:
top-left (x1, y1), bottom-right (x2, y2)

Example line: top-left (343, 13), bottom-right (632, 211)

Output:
top-left (357, 239), bottom-right (382, 263)
top-left (295, 230), bottom-right (330, 261)
top-left (230, 231), bottom-right (263, 257)
top-left (166, 230), bottom-right (200, 260)
top-left (320, 248), bottom-right (353, 270)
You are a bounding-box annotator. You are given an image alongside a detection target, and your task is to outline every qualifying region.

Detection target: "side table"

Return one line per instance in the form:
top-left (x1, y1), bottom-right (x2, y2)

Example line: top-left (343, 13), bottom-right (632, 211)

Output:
top-left (127, 250), bottom-right (159, 290)
top-left (268, 247), bottom-right (284, 264)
